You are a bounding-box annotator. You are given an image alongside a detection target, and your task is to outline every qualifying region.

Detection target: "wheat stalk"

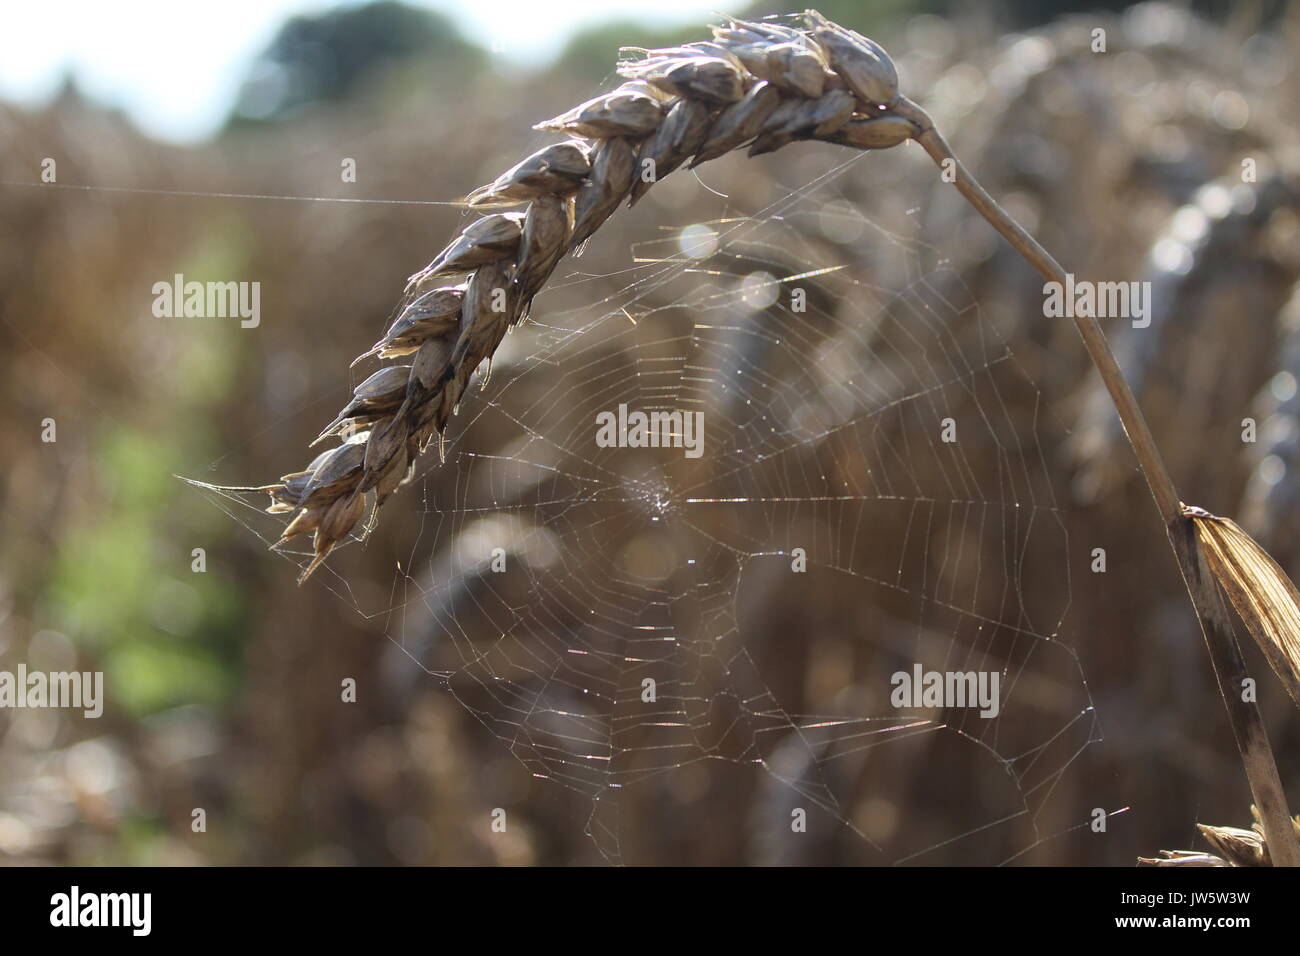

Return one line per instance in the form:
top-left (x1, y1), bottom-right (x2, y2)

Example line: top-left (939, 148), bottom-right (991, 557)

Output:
top-left (242, 9), bottom-right (1300, 864)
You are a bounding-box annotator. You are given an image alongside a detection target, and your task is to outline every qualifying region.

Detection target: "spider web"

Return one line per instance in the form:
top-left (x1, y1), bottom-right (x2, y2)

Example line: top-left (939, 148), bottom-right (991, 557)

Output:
top-left (201, 149), bottom-right (1101, 865)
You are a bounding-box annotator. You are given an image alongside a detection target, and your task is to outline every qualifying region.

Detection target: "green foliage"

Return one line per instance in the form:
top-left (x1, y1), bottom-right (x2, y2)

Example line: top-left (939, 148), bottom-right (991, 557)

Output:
top-left (229, 1), bottom-right (485, 126)
top-left (46, 428), bottom-right (241, 714)
top-left (42, 225), bottom-right (254, 717)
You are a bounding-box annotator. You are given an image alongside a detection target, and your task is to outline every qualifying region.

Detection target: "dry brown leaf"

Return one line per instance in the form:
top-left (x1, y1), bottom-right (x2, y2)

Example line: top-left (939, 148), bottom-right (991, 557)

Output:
top-left (1186, 505), bottom-right (1300, 709)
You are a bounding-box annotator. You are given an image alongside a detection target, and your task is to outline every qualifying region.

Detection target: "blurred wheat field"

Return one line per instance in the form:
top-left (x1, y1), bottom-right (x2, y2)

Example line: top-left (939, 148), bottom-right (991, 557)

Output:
top-left (2, 1), bottom-right (1299, 865)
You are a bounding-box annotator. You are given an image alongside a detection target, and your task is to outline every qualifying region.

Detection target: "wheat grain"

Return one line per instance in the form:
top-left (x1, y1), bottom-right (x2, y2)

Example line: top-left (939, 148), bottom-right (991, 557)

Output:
top-left (251, 10), bottom-right (918, 583)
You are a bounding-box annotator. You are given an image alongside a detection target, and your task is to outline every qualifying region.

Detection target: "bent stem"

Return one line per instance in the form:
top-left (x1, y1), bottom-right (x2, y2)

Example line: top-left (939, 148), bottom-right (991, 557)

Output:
top-left (890, 95), bottom-right (1300, 866)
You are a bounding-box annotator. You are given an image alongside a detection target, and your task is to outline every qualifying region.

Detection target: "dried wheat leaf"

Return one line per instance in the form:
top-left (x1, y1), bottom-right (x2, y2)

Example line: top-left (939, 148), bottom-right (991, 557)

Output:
top-left (1138, 851), bottom-right (1230, 867)
top-left (1186, 505), bottom-right (1300, 709)
top-left (1142, 806), bottom-right (1300, 866)
top-left (1197, 823), bottom-right (1269, 867)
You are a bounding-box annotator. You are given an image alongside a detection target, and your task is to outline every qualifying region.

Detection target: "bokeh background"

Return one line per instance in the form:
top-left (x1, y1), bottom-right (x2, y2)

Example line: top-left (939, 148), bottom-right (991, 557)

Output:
top-left (3, 0), bottom-right (1300, 865)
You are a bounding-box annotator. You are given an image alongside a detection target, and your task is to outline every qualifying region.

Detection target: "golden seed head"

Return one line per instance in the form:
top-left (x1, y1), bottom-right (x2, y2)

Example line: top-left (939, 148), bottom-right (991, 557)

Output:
top-left (242, 10), bottom-right (918, 581)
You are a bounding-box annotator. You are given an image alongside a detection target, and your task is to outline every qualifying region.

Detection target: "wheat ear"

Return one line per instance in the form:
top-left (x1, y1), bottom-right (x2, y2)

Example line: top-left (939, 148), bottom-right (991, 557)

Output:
top-left (260, 10), bottom-right (917, 581)
top-left (248, 9), bottom-right (1300, 864)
